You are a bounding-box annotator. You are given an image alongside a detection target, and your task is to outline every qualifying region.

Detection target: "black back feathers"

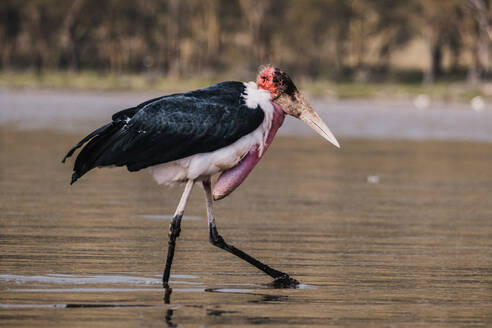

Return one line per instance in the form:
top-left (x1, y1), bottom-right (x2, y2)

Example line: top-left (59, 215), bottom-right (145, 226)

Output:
top-left (63, 81), bottom-right (265, 184)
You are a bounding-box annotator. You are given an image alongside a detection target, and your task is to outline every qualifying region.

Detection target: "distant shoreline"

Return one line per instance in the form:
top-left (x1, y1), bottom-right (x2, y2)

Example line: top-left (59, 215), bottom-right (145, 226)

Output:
top-left (1, 71), bottom-right (491, 104)
top-left (1, 88), bottom-right (491, 144)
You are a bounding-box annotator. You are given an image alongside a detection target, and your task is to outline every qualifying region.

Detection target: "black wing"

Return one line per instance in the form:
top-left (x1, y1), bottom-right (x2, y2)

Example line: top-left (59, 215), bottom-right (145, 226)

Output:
top-left (63, 81), bottom-right (265, 184)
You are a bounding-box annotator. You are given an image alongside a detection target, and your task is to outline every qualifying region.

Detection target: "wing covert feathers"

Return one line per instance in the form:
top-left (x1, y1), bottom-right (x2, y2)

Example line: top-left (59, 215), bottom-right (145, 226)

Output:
top-left (63, 82), bottom-right (265, 184)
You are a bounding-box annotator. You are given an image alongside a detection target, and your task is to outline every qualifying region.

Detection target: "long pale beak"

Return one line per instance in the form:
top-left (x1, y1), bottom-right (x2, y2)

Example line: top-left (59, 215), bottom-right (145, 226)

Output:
top-left (297, 96), bottom-right (340, 148)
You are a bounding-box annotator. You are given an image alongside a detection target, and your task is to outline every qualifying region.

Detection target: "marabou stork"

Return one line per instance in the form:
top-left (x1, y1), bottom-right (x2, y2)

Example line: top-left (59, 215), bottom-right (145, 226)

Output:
top-left (63, 66), bottom-right (340, 288)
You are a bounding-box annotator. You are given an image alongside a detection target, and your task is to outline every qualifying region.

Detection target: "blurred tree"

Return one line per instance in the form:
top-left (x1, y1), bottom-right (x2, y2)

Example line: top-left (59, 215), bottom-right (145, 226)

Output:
top-left (0, 0), bottom-right (22, 69)
top-left (59, 0), bottom-right (86, 71)
top-left (239, 0), bottom-right (286, 69)
top-left (365, 0), bottom-right (414, 74)
top-left (22, 0), bottom-right (68, 71)
top-left (463, 0), bottom-right (490, 83)
top-left (0, 0), bottom-right (490, 83)
top-left (279, 0), bottom-right (352, 77)
top-left (414, 0), bottom-right (463, 84)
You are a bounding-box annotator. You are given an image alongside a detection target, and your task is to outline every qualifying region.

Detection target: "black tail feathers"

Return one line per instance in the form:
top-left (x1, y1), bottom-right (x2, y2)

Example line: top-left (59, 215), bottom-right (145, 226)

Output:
top-left (62, 122), bottom-right (117, 184)
top-left (62, 123), bottom-right (112, 164)
top-left (70, 172), bottom-right (81, 185)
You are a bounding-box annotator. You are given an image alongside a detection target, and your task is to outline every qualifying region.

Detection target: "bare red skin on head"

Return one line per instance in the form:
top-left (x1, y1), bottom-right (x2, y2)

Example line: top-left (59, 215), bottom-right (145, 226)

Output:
top-left (213, 67), bottom-right (291, 200)
top-left (256, 66), bottom-right (278, 97)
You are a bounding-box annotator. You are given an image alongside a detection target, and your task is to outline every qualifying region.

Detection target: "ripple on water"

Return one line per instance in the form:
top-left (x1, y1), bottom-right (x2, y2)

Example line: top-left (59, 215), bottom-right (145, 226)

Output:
top-left (0, 273), bottom-right (201, 286)
top-left (1, 130), bottom-right (492, 327)
top-left (137, 214), bottom-right (202, 220)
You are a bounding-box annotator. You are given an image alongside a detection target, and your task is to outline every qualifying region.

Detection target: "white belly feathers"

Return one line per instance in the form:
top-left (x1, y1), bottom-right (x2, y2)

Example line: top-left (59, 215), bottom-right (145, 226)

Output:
top-left (148, 82), bottom-right (274, 185)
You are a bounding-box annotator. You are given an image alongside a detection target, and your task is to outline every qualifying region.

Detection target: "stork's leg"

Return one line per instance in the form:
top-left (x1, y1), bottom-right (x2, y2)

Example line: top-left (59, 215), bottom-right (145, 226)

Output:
top-left (202, 178), bottom-right (299, 287)
top-left (162, 180), bottom-right (194, 289)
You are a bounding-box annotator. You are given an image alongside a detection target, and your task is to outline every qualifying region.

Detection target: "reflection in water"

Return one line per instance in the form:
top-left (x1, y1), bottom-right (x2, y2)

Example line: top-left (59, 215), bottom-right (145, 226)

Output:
top-left (206, 308), bottom-right (239, 316)
top-left (249, 294), bottom-right (289, 304)
top-left (0, 274), bottom-right (161, 285)
top-left (205, 288), bottom-right (252, 293)
top-left (163, 287), bottom-right (176, 328)
top-left (0, 303), bottom-right (153, 309)
top-left (1, 129), bottom-right (492, 327)
top-left (11, 288), bottom-right (163, 293)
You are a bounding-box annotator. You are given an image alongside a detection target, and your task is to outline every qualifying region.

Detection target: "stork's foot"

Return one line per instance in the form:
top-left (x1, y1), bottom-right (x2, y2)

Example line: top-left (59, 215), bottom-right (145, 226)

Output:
top-left (270, 274), bottom-right (300, 289)
top-left (209, 225), bottom-right (298, 286)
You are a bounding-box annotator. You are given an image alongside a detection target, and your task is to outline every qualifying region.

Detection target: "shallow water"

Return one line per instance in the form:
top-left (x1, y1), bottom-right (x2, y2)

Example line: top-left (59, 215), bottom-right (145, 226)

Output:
top-left (1, 129), bottom-right (492, 327)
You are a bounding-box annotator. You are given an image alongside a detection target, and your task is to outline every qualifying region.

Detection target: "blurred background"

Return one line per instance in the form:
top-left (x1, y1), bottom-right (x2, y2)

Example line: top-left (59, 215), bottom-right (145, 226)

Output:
top-left (0, 0), bottom-right (491, 99)
top-left (1, 2), bottom-right (492, 326)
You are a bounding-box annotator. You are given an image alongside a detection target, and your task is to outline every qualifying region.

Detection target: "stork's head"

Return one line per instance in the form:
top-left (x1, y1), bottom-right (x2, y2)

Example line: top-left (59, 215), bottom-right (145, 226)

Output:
top-left (257, 65), bottom-right (340, 148)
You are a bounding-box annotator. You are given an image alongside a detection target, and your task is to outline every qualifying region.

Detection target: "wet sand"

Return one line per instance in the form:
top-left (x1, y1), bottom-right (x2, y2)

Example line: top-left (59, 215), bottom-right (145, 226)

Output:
top-left (1, 126), bottom-right (491, 327)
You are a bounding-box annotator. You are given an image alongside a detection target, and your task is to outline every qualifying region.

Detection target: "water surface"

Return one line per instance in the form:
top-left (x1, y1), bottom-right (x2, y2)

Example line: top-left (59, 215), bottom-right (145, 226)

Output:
top-left (1, 128), bottom-right (491, 327)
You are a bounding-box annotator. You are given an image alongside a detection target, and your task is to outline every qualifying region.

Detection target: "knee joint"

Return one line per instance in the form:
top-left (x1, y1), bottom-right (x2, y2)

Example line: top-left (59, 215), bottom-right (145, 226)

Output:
top-left (208, 226), bottom-right (225, 247)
